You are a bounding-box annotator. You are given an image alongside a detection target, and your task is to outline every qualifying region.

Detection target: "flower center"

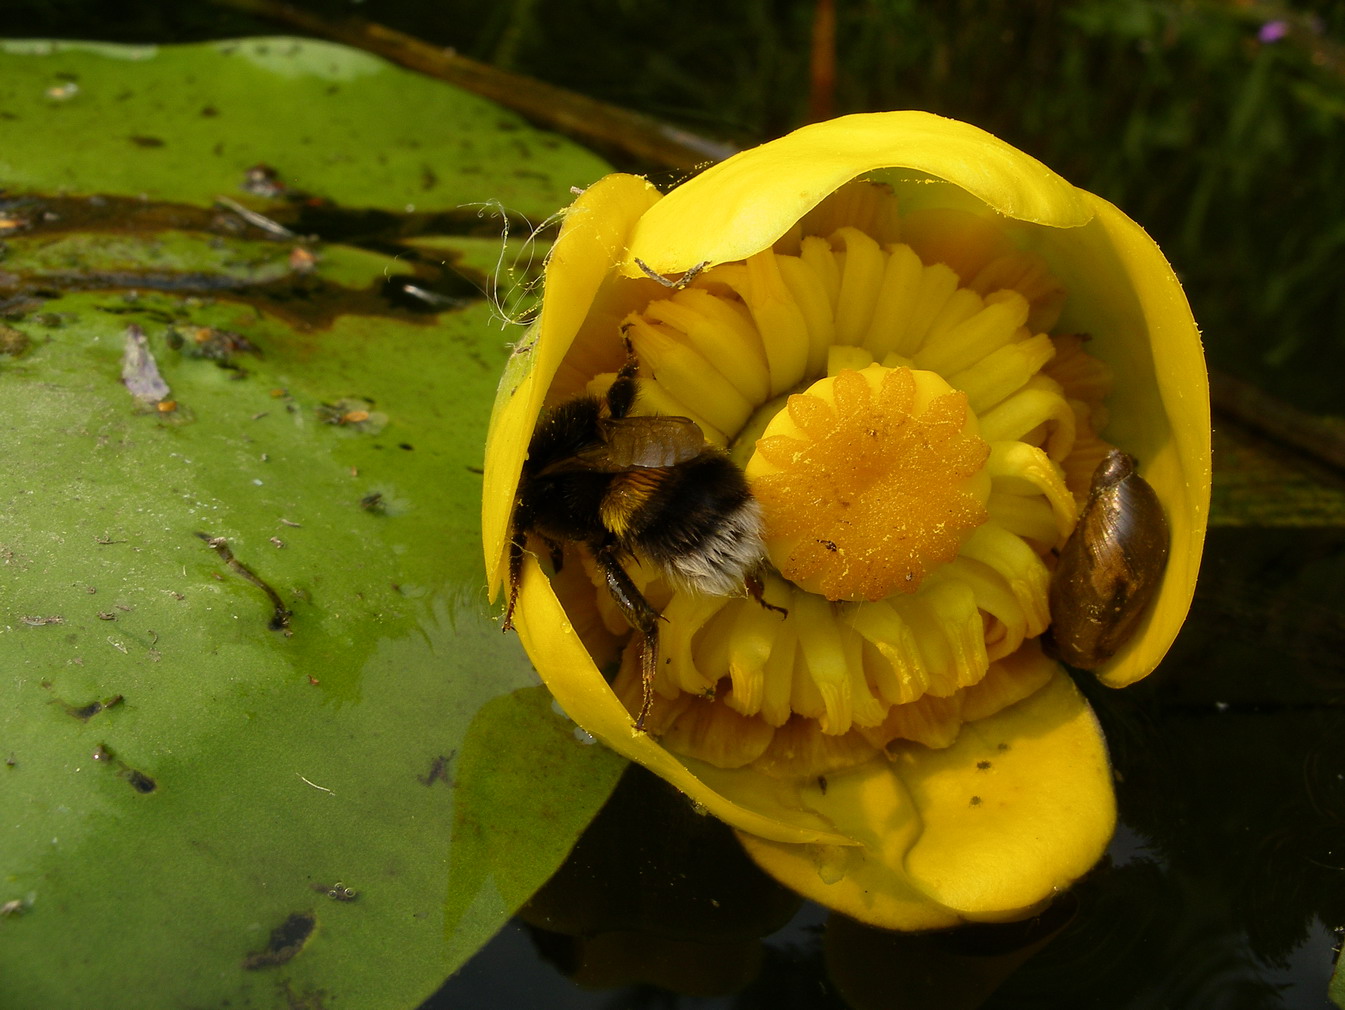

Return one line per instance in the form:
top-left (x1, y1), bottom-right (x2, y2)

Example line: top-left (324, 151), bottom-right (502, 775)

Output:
top-left (557, 181), bottom-right (1117, 777)
top-left (746, 365), bottom-right (990, 602)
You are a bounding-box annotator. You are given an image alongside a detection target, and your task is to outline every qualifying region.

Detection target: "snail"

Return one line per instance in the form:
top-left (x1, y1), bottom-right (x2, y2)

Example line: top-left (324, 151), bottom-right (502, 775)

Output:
top-left (1047, 449), bottom-right (1170, 669)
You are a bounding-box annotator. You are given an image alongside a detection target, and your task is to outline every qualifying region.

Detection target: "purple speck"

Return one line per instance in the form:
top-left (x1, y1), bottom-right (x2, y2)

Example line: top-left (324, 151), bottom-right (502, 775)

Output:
top-left (1258, 20), bottom-right (1289, 43)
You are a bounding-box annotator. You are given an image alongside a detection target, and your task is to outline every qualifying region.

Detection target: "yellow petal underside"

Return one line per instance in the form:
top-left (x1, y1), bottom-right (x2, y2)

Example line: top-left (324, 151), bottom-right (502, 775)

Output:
top-left (735, 666), bottom-right (1114, 929)
top-left (1044, 194), bottom-right (1211, 686)
top-left (482, 173), bottom-right (661, 597)
top-left (625, 111), bottom-right (1094, 277)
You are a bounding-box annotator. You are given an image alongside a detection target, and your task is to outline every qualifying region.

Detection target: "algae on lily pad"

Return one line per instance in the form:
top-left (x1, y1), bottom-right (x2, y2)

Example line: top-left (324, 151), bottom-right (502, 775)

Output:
top-left (0, 38), bottom-right (623, 1010)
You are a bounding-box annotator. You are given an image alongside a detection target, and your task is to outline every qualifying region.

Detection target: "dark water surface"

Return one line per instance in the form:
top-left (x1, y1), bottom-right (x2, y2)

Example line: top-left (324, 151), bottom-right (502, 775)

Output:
top-left (429, 528), bottom-right (1345, 1010)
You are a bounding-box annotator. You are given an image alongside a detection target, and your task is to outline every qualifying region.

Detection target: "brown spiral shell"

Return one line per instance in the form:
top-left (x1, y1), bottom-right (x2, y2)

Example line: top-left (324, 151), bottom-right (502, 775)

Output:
top-left (1047, 450), bottom-right (1170, 669)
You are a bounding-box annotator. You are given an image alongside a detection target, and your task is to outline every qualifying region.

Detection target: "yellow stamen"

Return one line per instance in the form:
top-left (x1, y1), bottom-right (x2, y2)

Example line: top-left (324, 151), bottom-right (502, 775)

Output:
top-left (914, 289), bottom-right (1029, 376)
top-left (948, 331), bottom-right (1055, 414)
top-left (862, 243), bottom-right (926, 359)
top-left (653, 690), bottom-right (776, 769)
top-left (641, 289), bottom-right (771, 402)
top-left (622, 315), bottom-right (755, 434)
top-left (831, 227), bottom-right (888, 346)
top-left (984, 442), bottom-right (1077, 545)
top-left (704, 251), bottom-right (812, 396)
top-left (773, 253), bottom-right (835, 376)
top-left (977, 375), bottom-right (1077, 461)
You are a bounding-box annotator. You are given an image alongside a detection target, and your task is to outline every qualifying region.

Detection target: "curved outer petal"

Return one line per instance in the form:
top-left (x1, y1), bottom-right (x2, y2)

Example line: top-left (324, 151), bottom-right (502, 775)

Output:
top-left (511, 559), bottom-right (854, 847)
top-left (483, 173), bottom-right (661, 597)
top-left (736, 667), bottom-right (1115, 929)
top-left (1046, 195), bottom-right (1211, 686)
top-left (624, 111), bottom-right (1093, 276)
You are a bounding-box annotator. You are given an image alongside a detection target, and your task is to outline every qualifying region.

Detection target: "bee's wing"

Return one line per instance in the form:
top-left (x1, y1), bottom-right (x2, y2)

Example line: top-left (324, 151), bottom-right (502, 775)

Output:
top-left (584, 415), bottom-right (705, 470)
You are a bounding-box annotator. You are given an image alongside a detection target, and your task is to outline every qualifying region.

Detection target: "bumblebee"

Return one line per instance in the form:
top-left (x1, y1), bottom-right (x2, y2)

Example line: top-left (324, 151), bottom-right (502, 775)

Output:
top-left (504, 342), bottom-right (766, 730)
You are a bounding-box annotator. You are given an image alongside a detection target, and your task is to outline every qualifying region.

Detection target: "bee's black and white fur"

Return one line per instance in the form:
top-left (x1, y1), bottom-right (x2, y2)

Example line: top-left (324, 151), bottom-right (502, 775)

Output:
top-left (503, 340), bottom-right (766, 730)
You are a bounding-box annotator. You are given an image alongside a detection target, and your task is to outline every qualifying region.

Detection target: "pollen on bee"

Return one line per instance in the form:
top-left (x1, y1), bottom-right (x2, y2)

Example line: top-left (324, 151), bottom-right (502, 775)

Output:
top-left (599, 468), bottom-right (668, 536)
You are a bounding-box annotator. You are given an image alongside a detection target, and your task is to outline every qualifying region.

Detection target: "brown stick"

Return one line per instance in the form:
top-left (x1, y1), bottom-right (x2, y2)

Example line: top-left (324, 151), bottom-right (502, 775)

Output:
top-left (1211, 370), bottom-right (1345, 473)
top-left (213, 0), bottom-right (737, 170)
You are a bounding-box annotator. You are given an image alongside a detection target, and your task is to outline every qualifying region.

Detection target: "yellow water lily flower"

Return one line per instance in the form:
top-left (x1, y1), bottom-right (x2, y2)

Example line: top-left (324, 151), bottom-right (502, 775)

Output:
top-left (482, 111), bottom-right (1210, 930)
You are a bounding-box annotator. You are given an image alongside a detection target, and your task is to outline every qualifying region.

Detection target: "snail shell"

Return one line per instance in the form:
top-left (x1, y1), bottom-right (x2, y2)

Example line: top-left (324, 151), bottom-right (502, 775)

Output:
top-left (1048, 450), bottom-right (1169, 669)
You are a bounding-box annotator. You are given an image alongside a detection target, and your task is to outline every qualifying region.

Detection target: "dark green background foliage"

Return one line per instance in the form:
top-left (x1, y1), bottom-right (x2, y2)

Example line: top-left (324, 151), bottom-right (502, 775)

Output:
top-left (9, 0), bottom-right (1345, 411)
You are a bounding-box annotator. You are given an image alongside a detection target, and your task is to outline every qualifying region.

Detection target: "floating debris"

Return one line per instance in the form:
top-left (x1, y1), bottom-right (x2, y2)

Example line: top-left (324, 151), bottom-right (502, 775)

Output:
top-left (241, 163), bottom-right (289, 199)
top-left (288, 246), bottom-right (318, 274)
top-left (196, 533), bottom-right (292, 634)
top-left (120, 324), bottom-right (171, 405)
top-left (242, 912), bottom-right (316, 970)
top-left (20, 615), bottom-right (63, 627)
top-left (44, 80), bottom-right (79, 102)
top-left (317, 397), bottom-right (387, 433)
top-left (0, 324), bottom-right (30, 357)
top-left (213, 194), bottom-right (295, 239)
top-left (165, 323), bottom-right (262, 365)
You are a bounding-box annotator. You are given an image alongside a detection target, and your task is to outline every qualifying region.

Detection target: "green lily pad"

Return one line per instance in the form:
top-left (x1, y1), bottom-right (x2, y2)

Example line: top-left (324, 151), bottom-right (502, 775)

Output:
top-left (0, 38), bottom-right (624, 1010)
top-left (0, 37), bottom-right (606, 216)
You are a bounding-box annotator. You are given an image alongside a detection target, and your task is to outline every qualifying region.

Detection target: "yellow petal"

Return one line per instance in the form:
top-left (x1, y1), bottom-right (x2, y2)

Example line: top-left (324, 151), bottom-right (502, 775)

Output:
top-left (736, 664), bottom-right (1113, 928)
top-left (482, 173), bottom-right (660, 597)
top-left (735, 762), bottom-right (961, 932)
top-left (895, 666), bottom-right (1114, 918)
top-left (625, 111), bottom-right (1093, 277)
top-left (1043, 194), bottom-right (1211, 686)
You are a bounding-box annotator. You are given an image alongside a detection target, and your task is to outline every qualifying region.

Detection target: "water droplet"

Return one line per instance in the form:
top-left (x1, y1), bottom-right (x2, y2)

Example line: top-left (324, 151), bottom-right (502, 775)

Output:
top-left (811, 844), bottom-right (858, 885)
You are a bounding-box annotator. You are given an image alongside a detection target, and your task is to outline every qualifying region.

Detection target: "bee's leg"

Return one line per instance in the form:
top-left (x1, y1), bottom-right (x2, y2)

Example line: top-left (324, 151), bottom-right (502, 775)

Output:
top-left (503, 531), bottom-right (525, 632)
top-left (607, 328), bottom-right (641, 420)
top-left (593, 545), bottom-right (661, 732)
top-left (542, 536), bottom-right (565, 573)
top-left (746, 571), bottom-right (789, 618)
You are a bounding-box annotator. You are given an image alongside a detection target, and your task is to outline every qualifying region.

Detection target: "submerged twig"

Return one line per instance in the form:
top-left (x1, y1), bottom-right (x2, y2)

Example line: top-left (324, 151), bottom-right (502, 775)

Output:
top-left (1211, 370), bottom-right (1345, 473)
top-left (196, 533), bottom-right (293, 633)
top-left (213, 195), bottom-right (297, 239)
